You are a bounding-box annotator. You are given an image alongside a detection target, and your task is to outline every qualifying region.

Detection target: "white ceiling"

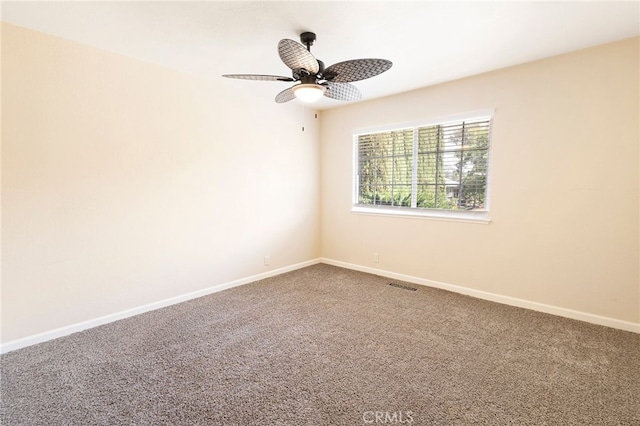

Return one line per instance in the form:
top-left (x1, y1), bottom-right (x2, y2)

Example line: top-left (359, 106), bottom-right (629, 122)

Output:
top-left (2, 1), bottom-right (639, 110)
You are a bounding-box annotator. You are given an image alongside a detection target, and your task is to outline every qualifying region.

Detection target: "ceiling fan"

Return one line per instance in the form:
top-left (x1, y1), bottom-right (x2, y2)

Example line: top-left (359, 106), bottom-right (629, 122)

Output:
top-left (223, 32), bottom-right (392, 104)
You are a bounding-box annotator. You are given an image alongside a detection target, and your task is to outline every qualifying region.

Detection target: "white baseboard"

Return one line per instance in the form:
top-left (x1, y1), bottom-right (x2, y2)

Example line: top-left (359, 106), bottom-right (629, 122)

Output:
top-left (0, 258), bottom-right (322, 354)
top-left (3, 256), bottom-right (637, 354)
top-left (320, 258), bottom-right (640, 334)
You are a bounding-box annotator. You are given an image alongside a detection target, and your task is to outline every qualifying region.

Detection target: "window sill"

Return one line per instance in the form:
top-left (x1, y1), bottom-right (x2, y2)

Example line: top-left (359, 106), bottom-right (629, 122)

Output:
top-left (351, 205), bottom-right (491, 224)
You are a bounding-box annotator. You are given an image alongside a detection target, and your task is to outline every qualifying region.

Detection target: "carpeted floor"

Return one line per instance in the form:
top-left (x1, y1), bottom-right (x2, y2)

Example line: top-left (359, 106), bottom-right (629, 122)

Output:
top-left (1, 264), bottom-right (639, 425)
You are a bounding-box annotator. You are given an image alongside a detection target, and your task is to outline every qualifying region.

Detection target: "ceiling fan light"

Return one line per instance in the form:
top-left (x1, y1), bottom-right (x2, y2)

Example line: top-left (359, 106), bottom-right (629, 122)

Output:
top-left (292, 84), bottom-right (326, 103)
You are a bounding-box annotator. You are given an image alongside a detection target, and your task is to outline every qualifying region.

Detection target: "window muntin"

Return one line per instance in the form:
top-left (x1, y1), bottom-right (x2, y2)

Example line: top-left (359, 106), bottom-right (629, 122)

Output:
top-left (355, 116), bottom-right (491, 216)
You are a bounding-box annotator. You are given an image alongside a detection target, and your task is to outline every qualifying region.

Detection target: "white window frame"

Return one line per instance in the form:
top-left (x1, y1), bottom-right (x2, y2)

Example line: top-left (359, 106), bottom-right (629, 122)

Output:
top-left (352, 110), bottom-right (494, 224)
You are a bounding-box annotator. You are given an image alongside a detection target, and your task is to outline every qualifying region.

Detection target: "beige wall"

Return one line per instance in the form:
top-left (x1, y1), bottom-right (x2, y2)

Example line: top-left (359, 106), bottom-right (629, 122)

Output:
top-left (320, 37), bottom-right (640, 324)
top-left (1, 23), bottom-right (321, 343)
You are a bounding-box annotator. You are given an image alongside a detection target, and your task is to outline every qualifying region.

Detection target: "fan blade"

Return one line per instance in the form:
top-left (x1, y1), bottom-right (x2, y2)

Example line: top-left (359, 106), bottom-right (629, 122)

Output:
top-left (223, 74), bottom-right (294, 82)
top-left (275, 87), bottom-right (296, 103)
top-left (278, 39), bottom-right (319, 74)
top-left (324, 82), bottom-right (362, 101)
top-left (323, 59), bottom-right (392, 83)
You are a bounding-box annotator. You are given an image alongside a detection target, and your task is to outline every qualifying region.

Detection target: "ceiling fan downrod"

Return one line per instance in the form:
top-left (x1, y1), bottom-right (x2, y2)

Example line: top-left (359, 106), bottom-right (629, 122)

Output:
top-left (299, 32), bottom-right (325, 75)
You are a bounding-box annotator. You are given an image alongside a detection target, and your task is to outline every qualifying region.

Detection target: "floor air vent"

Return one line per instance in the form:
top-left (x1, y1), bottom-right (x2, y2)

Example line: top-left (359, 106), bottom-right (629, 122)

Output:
top-left (389, 283), bottom-right (417, 291)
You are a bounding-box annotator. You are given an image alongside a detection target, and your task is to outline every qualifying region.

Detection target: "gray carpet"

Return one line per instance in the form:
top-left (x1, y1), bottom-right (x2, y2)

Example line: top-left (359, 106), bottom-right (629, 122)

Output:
top-left (1, 264), bottom-right (639, 425)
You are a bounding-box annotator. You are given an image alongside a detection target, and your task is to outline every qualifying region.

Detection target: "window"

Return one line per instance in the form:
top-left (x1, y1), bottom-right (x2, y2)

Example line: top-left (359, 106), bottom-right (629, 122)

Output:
top-left (354, 115), bottom-right (492, 221)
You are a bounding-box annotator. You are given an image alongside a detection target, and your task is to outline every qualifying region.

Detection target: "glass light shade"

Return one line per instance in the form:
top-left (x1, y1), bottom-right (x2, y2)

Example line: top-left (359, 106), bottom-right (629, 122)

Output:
top-left (292, 84), bottom-right (326, 103)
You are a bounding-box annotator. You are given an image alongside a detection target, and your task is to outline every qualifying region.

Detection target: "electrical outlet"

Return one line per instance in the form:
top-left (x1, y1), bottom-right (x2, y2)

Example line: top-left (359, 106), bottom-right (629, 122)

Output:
top-left (264, 256), bottom-right (270, 266)
top-left (373, 253), bottom-right (379, 263)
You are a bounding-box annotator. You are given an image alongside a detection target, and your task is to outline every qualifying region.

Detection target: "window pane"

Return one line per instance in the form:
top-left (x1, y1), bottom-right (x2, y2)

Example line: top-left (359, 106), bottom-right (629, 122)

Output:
top-left (417, 154), bottom-right (438, 185)
top-left (417, 136), bottom-right (454, 209)
top-left (441, 124), bottom-right (463, 153)
top-left (418, 126), bottom-right (440, 153)
top-left (417, 184), bottom-right (437, 208)
top-left (393, 129), bottom-right (414, 156)
top-left (358, 130), bottom-right (413, 207)
top-left (458, 147), bottom-right (487, 210)
top-left (464, 120), bottom-right (490, 150)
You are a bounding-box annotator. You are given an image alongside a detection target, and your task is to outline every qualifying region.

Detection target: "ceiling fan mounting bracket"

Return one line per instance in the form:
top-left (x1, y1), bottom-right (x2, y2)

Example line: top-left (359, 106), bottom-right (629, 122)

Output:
top-left (300, 32), bottom-right (316, 50)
